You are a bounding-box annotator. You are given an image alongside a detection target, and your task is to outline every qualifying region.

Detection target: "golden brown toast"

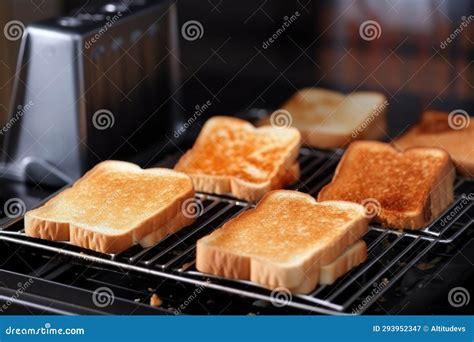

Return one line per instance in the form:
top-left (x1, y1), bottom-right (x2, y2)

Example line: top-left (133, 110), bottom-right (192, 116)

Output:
top-left (259, 88), bottom-right (387, 148)
top-left (275, 162), bottom-right (300, 189)
top-left (175, 116), bottom-right (301, 202)
top-left (196, 190), bottom-right (369, 294)
top-left (25, 161), bottom-right (195, 254)
top-left (394, 110), bottom-right (474, 177)
top-left (318, 141), bottom-right (455, 229)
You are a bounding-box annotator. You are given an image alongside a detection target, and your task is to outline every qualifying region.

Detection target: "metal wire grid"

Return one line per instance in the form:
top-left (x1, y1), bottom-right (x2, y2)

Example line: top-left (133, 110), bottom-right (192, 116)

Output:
top-left (0, 147), bottom-right (471, 314)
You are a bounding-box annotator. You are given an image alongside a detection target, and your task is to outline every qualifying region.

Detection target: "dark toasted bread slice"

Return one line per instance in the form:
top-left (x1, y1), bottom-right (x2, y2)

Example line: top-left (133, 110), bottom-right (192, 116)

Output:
top-left (175, 116), bottom-right (301, 202)
top-left (196, 190), bottom-right (369, 294)
top-left (318, 141), bottom-right (455, 229)
top-left (394, 110), bottom-right (474, 177)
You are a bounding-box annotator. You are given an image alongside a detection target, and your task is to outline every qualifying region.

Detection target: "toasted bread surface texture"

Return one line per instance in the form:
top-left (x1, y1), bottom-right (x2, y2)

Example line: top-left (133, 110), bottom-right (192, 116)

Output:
top-left (318, 141), bottom-right (455, 229)
top-left (260, 88), bottom-right (387, 148)
top-left (394, 111), bottom-right (474, 177)
top-left (25, 161), bottom-right (195, 254)
top-left (196, 190), bottom-right (369, 293)
top-left (175, 116), bottom-right (301, 202)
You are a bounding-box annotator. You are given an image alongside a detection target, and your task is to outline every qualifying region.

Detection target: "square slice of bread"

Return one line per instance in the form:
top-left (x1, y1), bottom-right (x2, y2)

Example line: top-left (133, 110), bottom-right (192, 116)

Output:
top-left (318, 141), bottom-right (455, 229)
top-left (25, 161), bottom-right (195, 254)
top-left (196, 190), bottom-right (369, 294)
top-left (259, 88), bottom-right (387, 148)
top-left (175, 116), bottom-right (301, 202)
top-left (393, 110), bottom-right (474, 177)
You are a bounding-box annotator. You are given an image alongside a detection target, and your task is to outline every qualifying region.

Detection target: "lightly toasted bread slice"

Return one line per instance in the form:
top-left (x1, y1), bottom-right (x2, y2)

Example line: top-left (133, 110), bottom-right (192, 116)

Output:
top-left (196, 190), bottom-right (369, 294)
top-left (259, 88), bottom-right (387, 148)
top-left (175, 116), bottom-right (301, 202)
top-left (394, 110), bottom-right (474, 177)
top-left (138, 210), bottom-right (195, 248)
top-left (319, 240), bottom-right (367, 285)
top-left (25, 161), bottom-right (195, 254)
top-left (318, 141), bottom-right (455, 230)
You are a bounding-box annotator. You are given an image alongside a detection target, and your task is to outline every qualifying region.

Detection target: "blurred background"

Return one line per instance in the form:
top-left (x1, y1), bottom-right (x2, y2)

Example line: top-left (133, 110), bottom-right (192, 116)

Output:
top-left (1, 0), bottom-right (472, 141)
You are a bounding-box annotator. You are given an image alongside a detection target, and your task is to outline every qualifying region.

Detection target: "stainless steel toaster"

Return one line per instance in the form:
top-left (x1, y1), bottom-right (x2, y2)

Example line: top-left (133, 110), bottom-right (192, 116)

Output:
top-left (0, 0), bottom-right (61, 131)
top-left (1, 0), bottom-right (184, 186)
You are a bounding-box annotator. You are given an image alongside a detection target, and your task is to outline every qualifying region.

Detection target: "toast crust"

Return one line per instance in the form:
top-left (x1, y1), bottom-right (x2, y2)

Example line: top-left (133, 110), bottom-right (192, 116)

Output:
top-left (282, 239), bottom-right (368, 292)
top-left (25, 161), bottom-right (195, 254)
top-left (196, 190), bottom-right (369, 293)
top-left (319, 240), bottom-right (367, 285)
top-left (260, 88), bottom-right (387, 148)
top-left (175, 116), bottom-right (301, 202)
top-left (139, 210), bottom-right (195, 248)
top-left (318, 141), bottom-right (455, 229)
top-left (394, 111), bottom-right (474, 177)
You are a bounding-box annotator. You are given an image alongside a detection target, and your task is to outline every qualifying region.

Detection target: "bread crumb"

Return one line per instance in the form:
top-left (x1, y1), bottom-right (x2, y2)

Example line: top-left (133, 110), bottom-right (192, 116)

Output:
top-left (150, 294), bottom-right (163, 307)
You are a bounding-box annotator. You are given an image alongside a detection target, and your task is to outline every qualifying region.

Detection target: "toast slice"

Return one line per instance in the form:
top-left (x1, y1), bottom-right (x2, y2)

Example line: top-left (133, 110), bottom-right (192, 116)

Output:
top-left (196, 190), bottom-right (369, 294)
top-left (394, 110), bottom-right (474, 177)
top-left (138, 210), bottom-right (195, 248)
top-left (318, 141), bottom-right (455, 229)
top-left (175, 116), bottom-right (301, 202)
top-left (259, 88), bottom-right (387, 148)
top-left (319, 240), bottom-right (367, 285)
top-left (25, 161), bottom-right (195, 254)
top-left (276, 162), bottom-right (300, 188)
